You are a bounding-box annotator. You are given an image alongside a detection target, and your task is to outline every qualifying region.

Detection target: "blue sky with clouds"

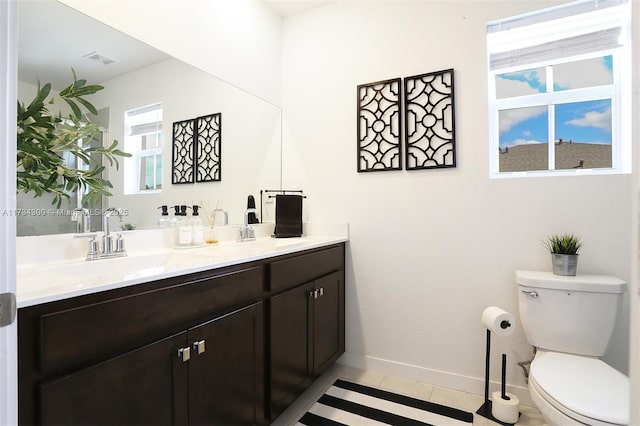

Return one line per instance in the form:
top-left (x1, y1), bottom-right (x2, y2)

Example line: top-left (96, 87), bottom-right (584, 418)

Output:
top-left (497, 56), bottom-right (613, 149)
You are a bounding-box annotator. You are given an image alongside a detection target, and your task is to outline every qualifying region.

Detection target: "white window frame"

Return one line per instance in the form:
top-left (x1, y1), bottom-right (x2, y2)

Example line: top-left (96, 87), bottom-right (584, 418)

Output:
top-left (123, 103), bottom-right (163, 194)
top-left (137, 132), bottom-right (162, 192)
top-left (487, 0), bottom-right (631, 178)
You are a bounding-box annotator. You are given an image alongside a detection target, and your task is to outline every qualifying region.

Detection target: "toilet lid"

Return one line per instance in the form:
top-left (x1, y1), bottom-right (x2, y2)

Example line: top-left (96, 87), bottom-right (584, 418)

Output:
top-left (531, 352), bottom-right (629, 425)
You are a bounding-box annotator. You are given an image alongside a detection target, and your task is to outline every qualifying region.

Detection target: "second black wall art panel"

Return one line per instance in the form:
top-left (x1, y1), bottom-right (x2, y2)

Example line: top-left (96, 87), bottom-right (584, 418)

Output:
top-left (404, 69), bottom-right (456, 170)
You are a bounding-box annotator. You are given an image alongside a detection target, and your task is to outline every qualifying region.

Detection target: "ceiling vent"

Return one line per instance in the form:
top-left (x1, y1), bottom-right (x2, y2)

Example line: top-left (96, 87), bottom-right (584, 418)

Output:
top-left (82, 51), bottom-right (118, 65)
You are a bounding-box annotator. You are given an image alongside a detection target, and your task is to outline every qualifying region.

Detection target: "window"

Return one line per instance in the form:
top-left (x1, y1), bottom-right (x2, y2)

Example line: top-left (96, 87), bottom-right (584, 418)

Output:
top-left (124, 103), bottom-right (163, 193)
top-left (487, 0), bottom-right (631, 177)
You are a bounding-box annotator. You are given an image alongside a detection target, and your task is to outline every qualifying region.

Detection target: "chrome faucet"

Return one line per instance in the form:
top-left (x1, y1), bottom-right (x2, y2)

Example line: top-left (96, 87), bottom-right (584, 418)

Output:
top-left (71, 207), bottom-right (90, 233)
top-left (237, 208), bottom-right (257, 242)
top-left (76, 208), bottom-right (128, 260)
top-left (102, 207), bottom-right (126, 255)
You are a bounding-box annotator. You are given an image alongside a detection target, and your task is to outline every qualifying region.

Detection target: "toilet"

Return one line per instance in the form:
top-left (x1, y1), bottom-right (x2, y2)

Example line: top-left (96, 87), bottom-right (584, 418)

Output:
top-left (516, 270), bottom-right (629, 426)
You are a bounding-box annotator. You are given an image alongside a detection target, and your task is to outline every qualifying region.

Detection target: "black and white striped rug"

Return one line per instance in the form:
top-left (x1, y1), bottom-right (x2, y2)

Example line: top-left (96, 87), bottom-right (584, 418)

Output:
top-left (297, 379), bottom-right (474, 425)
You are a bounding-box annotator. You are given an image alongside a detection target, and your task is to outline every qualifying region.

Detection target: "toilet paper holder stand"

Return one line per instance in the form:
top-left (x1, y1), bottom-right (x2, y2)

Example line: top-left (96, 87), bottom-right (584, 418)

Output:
top-left (476, 326), bottom-right (520, 426)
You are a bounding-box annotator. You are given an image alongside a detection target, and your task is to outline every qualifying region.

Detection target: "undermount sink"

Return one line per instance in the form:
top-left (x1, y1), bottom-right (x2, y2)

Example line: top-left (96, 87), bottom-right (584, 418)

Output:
top-left (225, 237), bottom-right (311, 250)
top-left (28, 252), bottom-right (214, 282)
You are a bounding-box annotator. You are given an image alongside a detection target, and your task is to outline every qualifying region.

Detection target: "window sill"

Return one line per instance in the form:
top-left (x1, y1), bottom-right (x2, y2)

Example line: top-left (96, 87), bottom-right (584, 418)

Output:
top-left (490, 167), bottom-right (631, 179)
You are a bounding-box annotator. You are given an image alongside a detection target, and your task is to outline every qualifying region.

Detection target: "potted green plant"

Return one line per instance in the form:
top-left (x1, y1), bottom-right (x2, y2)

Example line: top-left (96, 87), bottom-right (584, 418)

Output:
top-left (543, 233), bottom-right (582, 276)
top-left (17, 70), bottom-right (130, 208)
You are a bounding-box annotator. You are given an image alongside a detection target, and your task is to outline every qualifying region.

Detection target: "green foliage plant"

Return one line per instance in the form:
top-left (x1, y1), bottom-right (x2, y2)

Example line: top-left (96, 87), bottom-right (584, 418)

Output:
top-left (543, 233), bottom-right (582, 255)
top-left (17, 70), bottom-right (130, 208)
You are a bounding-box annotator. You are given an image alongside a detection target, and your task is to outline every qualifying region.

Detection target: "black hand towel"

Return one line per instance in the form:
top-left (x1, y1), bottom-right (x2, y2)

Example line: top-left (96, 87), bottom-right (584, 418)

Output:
top-left (274, 195), bottom-right (303, 238)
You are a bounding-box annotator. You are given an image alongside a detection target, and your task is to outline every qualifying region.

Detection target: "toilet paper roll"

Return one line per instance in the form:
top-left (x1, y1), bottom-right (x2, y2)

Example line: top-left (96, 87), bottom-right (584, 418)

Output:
top-left (482, 306), bottom-right (515, 336)
top-left (491, 391), bottom-right (519, 424)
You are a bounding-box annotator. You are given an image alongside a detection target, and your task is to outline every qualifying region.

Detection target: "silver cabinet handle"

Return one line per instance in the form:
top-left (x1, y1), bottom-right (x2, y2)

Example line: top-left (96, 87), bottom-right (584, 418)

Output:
top-left (178, 347), bottom-right (191, 362)
top-left (521, 290), bottom-right (538, 298)
top-left (193, 340), bottom-right (206, 355)
top-left (319, 287), bottom-right (324, 297)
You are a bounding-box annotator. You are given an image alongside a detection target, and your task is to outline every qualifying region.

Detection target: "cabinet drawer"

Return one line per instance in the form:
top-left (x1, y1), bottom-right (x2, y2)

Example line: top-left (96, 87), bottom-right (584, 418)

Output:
top-left (269, 245), bottom-right (344, 292)
top-left (38, 266), bottom-right (263, 373)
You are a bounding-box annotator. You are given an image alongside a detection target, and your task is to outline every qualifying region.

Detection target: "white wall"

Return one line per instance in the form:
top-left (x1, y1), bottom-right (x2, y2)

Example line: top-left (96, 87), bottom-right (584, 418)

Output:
top-left (58, 0), bottom-right (283, 106)
top-left (280, 0), bottom-right (635, 402)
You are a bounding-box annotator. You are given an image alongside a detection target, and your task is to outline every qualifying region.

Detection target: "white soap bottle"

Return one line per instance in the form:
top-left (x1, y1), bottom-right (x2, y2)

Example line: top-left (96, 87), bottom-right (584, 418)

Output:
top-left (175, 205), bottom-right (192, 247)
top-left (158, 205), bottom-right (170, 228)
top-left (190, 205), bottom-right (204, 245)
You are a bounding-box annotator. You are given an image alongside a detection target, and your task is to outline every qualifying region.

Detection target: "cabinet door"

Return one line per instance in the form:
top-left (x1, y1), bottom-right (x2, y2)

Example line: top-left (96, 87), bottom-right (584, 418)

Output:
top-left (38, 332), bottom-right (189, 426)
top-left (187, 302), bottom-right (264, 426)
top-left (269, 282), bottom-right (313, 420)
top-left (312, 270), bottom-right (345, 375)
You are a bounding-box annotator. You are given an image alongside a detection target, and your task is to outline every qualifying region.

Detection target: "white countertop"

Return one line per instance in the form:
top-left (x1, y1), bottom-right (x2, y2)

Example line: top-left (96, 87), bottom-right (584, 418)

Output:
top-left (17, 224), bottom-right (348, 308)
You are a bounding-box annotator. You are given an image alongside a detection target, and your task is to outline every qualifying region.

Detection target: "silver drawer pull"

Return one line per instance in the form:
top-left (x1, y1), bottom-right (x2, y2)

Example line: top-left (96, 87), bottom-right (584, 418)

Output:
top-left (521, 290), bottom-right (538, 298)
top-left (178, 347), bottom-right (191, 362)
top-left (193, 340), bottom-right (206, 355)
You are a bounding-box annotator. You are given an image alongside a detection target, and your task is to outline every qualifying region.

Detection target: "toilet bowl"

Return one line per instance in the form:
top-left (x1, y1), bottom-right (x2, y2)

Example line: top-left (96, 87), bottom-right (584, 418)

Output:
top-left (529, 351), bottom-right (629, 426)
top-left (515, 270), bottom-right (629, 426)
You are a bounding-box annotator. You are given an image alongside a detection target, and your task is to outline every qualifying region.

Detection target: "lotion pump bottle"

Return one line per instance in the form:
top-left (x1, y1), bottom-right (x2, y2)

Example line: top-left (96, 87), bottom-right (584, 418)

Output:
top-left (158, 205), bottom-right (170, 228)
top-left (175, 205), bottom-right (192, 247)
top-left (190, 205), bottom-right (204, 245)
top-left (170, 205), bottom-right (181, 228)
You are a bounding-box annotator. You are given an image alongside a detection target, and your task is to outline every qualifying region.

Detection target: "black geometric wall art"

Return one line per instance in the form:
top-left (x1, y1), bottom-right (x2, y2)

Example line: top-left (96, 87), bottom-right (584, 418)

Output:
top-left (404, 69), bottom-right (456, 170)
top-left (357, 78), bottom-right (402, 172)
top-left (195, 113), bottom-right (221, 182)
top-left (172, 118), bottom-right (195, 184)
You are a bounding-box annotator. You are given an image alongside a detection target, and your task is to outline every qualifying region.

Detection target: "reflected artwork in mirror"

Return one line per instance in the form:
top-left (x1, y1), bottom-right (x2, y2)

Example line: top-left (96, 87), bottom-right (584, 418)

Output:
top-left (196, 113), bottom-right (222, 183)
top-left (17, 0), bottom-right (282, 235)
top-left (172, 119), bottom-right (196, 184)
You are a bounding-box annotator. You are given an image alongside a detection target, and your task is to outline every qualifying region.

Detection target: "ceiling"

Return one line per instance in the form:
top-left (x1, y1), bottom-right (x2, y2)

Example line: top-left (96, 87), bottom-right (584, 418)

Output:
top-left (17, 0), bottom-right (333, 92)
top-left (18, 0), bottom-right (169, 91)
top-left (263, 0), bottom-right (335, 17)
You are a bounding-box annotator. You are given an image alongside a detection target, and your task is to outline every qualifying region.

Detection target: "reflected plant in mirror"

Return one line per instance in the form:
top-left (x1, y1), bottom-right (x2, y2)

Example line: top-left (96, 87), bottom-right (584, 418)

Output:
top-left (17, 70), bottom-right (130, 208)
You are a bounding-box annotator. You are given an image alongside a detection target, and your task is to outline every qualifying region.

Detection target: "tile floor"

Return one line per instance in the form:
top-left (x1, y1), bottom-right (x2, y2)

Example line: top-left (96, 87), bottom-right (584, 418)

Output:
top-left (272, 364), bottom-right (547, 426)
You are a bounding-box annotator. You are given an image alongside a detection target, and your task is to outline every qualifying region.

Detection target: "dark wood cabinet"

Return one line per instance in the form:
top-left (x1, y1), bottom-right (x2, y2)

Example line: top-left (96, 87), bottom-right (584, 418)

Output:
top-left (39, 332), bottom-right (188, 426)
top-left (268, 247), bottom-right (345, 420)
top-left (312, 271), bottom-right (345, 375)
top-left (269, 282), bottom-right (314, 417)
top-left (19, 243), bottom-right (345, 425)
top-left (19, 264), bottom-right (265, 426)
top-left (187, 302), bottom-right (264, 426)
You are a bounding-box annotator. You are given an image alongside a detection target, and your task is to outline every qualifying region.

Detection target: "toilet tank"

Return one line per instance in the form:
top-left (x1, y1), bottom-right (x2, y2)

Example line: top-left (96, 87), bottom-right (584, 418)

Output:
top-left (516, 270), bottom-right (626, 357)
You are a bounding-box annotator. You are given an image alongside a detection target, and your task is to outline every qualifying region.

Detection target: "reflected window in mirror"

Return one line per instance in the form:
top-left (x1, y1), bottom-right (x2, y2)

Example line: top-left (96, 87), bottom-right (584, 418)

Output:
top-left (124, 103), bottom-right (163, 193)
top-left (487, 0), bottom-right (631, 177)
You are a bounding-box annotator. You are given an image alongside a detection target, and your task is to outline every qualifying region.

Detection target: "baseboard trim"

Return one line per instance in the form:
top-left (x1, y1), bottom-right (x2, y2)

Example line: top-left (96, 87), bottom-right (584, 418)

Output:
top-left (336, 352), bottom-right (533, 407)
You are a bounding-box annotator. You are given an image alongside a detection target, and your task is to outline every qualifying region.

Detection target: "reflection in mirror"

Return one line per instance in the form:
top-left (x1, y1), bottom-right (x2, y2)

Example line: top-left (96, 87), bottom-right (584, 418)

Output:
top-left (17, 0), bottom-right (282, 236)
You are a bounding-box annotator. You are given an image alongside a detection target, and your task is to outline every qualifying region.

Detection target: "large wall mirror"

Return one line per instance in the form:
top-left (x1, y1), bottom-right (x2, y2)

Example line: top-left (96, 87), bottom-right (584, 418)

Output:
top-left (17, 0), bottom-right (282, 236)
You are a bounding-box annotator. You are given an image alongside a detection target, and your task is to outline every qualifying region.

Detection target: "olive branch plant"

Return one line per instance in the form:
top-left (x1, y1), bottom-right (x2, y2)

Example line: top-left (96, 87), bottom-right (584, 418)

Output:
top-left (17, 70), bottom-right (130, 208)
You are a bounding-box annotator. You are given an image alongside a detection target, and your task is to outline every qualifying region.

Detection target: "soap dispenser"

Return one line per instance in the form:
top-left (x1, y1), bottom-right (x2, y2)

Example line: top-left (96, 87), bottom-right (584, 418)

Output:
top-left (190, 205), bottom-right (204, 245)
top-left (247, 195), bottom-right (259, 224)
top-left (175, 205), bottom-right (192, 247)
top-left (170, 205), bottom-right (181, 228)
top-left (157, 205), bottom-right (170, 228)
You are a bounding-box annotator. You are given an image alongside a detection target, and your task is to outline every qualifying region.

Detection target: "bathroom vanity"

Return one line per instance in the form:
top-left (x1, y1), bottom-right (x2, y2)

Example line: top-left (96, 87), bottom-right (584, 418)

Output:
top-left (17, 234), bottom-right (346, 425)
